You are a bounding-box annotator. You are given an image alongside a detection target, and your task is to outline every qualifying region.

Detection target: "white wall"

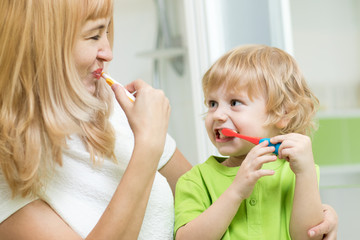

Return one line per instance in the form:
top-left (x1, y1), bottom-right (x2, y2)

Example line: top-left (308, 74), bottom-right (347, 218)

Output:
top-left (320, 165), bottom-right (360, 239)
top-left (290, 0), bottom-right (360, 111)
top-left (109, 0), bottom-right (201, 165)
top-left (109, 0), bottom-right (156, 85)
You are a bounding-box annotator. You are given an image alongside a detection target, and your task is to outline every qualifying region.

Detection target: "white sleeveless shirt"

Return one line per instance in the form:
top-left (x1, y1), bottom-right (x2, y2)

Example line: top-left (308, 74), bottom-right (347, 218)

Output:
top-left (0, 100), bottom-right (176, 239)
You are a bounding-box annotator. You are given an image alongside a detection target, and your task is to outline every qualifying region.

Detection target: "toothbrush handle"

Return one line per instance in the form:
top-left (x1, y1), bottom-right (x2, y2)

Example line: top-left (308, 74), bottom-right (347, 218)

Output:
top-left (259, 138), bottom-right (281, 155)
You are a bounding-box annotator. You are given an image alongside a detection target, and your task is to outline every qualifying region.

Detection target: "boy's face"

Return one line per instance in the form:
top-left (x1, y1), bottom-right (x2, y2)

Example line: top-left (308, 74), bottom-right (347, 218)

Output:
top-left (205, 85), bottom-right (280, 158)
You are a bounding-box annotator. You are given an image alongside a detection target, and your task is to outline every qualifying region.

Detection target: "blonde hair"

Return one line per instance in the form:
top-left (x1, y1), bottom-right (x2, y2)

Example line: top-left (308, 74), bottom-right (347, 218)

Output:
top-left (202, 44), bottom-right (319, 135)
top-left (0, 0), bottom-right (115, 197)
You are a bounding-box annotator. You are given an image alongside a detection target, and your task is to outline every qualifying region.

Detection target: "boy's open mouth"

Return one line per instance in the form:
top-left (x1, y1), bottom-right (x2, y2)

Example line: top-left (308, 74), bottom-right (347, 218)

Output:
top-left (216, 129), bottom-right (237, 140)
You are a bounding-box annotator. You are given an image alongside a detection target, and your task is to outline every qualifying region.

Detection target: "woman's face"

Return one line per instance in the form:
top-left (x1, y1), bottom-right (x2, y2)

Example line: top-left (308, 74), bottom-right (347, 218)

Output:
top-left (73, 17), bottom-right (113, 94)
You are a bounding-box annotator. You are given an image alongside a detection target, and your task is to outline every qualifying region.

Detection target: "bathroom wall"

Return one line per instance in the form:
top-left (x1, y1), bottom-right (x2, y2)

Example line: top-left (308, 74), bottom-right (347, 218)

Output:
top-left (290, 1), bottom-right (360, 238)
top-left (313, 117), bottom-right (360, 165)
top-left (109, 0), bottom-right (201, 165)
top-left (291, 0), bottom-right (360, 113)
top-left (109, 1), bottom-right (359, 238)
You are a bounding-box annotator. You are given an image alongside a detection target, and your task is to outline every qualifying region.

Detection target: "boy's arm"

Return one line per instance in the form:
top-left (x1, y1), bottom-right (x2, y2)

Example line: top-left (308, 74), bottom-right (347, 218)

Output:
top-left (271, 134), bottom-right (324, 240)
top-left (176, 183), bottom-right (245, 240)
top-left (175, 142), bottom-right (276, 240)
top-left (290, 165), bottom-right (323, 240)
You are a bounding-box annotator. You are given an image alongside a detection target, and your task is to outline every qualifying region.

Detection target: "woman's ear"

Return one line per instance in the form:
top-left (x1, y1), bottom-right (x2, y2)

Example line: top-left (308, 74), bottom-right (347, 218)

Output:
top-left (275, 117), bottom-right (290, 129)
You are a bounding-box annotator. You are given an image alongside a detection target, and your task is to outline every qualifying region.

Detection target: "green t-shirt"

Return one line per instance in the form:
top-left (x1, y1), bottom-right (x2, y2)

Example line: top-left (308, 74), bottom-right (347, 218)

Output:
top-left (174, 156), bottom-right (319, 240)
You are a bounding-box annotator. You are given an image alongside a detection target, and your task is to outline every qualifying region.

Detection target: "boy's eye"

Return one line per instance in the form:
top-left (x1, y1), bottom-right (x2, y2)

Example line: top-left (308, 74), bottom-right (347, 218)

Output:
top-left (231, 100), bottom-right (242, 106)
top-left (208, 100), bottom-right (218, 108)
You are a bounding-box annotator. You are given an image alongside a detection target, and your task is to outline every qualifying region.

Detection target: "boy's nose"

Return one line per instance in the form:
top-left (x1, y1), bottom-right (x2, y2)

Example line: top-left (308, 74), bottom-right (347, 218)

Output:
top-left (213, 107), bottom-right (229, 122)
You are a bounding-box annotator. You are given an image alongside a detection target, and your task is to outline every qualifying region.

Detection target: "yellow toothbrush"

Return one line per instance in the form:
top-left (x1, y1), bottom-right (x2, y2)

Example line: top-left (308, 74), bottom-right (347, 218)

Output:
top-left (101, 72), bottom-right (135, 102)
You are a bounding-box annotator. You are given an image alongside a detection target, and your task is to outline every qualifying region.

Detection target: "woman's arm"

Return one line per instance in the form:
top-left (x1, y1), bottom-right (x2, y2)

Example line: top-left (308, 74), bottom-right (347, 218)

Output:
top-left (0, 80), bottom-right (171, 240)
top-left (0, 200), bottom-right (82, 240)
top-left (159, 148), bottom-right (192, 195)
top-left (88, 80), bottom-right (172, 239)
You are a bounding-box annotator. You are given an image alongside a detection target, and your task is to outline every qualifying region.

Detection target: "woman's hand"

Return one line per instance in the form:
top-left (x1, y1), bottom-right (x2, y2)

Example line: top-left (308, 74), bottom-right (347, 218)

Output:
top-left (112, 79), bottom-right (170, 149)
top-left (308, 204), bottom-right (338, 240)
top-left (106, 80), bottom-right (172, 239)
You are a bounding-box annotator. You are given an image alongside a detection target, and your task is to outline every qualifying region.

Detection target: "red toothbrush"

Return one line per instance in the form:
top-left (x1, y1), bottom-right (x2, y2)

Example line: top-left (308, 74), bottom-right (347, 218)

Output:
top-left (221, 128), bottom-right (280, 155)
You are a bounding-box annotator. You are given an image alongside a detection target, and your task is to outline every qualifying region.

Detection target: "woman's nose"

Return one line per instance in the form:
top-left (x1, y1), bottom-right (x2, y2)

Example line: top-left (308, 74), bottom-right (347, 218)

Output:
top-left (97, 38), bottom-right (113, 62)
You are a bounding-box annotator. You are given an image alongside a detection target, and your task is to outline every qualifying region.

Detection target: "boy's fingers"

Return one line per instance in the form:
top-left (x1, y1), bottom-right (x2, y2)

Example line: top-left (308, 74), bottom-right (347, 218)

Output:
top-left (257, 169), bottom-right (275, 177)
top-left (270, 135), bottom-right (285, 144)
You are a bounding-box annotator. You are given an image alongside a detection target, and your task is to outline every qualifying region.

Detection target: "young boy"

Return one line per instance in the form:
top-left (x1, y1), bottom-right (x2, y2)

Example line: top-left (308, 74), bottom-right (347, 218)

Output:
top-left (174, 45), bottom-right (324, 240)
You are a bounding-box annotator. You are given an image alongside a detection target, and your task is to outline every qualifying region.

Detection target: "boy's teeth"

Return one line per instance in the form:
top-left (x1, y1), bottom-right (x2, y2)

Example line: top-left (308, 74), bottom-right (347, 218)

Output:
top-left (219, 131), bottom-right (227, 139)
top-left (219, 132), bottom-right (224, 139)
top-left (218, 129), bottom-right (238, 139)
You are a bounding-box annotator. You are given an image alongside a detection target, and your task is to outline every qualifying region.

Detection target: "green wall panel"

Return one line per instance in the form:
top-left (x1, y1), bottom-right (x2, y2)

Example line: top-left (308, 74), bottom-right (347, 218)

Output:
top-left (313, 117), bottom-right (360, 166)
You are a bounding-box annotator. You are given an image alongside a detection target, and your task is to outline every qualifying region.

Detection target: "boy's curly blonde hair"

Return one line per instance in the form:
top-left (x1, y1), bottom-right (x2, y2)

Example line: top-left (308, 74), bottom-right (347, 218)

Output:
top-left (202, 44), bottom-right (319, 136)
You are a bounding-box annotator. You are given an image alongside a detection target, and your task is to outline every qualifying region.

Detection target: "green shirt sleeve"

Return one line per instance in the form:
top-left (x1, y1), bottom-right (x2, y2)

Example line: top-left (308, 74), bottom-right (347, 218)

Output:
top-left (174, 168), bottom-right (211, 236)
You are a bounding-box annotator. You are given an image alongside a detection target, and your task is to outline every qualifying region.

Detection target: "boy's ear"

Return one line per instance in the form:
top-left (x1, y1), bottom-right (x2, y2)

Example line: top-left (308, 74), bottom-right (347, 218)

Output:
top-left (275, 117), bottom-right (290, 129)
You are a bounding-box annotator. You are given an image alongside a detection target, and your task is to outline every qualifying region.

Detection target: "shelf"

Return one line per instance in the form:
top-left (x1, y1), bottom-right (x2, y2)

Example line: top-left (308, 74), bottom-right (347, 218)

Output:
top-left (320, 164), bottom-right (360, 188)
top-left (137, 48), bottom-right (185, 59)
top-left (316, 109), bottom-right (360, 119)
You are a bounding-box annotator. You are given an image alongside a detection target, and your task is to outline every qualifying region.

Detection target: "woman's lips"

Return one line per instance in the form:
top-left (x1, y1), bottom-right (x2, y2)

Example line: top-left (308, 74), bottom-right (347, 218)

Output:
top-left (92, 68), bottom-right (103, 79)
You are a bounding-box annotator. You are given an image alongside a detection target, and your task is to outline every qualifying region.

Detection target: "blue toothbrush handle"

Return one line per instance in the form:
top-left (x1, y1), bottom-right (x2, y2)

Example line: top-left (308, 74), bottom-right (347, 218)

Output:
top-left (259, 138), bottom-right (281, 155)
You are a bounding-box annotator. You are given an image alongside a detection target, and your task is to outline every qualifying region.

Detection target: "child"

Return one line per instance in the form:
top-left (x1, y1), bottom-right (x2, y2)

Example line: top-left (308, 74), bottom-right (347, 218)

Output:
top-left (174, 45), bottom-right (324, 240)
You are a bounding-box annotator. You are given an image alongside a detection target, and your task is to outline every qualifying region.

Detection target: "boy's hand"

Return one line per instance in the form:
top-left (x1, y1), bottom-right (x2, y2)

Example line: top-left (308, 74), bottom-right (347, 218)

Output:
top-left (270, 133), bottom-right (314, 175)
top-left (233, 141), bottom-right (277, 199)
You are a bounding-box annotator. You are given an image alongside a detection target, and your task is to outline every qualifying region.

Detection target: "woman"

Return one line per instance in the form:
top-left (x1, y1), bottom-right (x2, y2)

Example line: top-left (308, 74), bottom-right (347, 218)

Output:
top-left (0, 0), bottom-right (337, 239)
